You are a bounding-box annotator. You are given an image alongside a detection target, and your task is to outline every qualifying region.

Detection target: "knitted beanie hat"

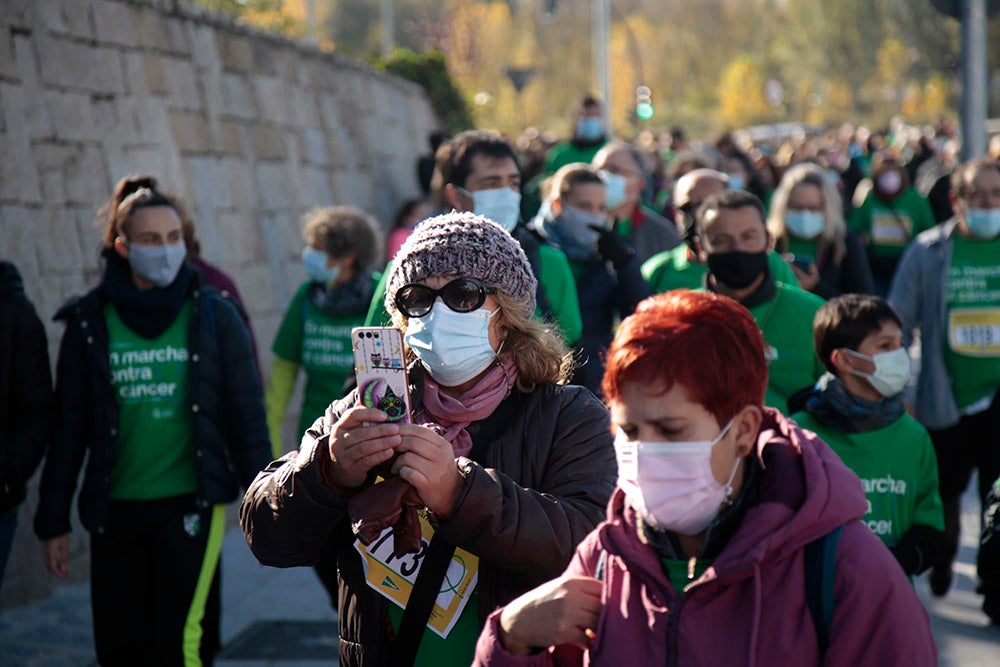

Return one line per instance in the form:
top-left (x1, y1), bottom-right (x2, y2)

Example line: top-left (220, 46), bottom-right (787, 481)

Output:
top-left (386, 211), bottom-right (537, 318)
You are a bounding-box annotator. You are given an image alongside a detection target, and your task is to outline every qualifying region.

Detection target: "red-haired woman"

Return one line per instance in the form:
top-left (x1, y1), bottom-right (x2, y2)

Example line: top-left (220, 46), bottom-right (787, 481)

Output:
top-left (474, 290), bottom-right (935, 666)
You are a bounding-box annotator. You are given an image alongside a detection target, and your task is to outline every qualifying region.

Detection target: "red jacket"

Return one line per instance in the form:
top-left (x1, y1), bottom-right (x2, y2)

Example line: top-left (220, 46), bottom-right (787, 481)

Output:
top-left (475, 409), bottom-right (936, 666)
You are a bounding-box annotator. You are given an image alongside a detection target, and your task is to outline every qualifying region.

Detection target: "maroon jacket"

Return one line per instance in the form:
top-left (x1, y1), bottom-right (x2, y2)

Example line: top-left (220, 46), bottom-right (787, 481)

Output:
top-left (475, 409), bottom-right (936, 666)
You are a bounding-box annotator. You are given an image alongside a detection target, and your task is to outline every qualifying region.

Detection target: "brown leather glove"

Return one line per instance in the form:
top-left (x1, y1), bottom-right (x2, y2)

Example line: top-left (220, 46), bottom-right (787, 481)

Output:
top-left (348, 475), bottom-right (424, 556)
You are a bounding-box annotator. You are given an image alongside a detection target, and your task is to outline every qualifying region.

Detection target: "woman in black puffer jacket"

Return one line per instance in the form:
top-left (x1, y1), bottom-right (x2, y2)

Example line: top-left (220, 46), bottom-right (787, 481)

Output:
top-left (34, 175), bottom-right (271, 667)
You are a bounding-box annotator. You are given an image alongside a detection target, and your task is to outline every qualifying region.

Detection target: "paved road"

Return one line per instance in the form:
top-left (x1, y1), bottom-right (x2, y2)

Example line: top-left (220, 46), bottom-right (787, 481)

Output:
top-left (1, 482), bottom-right (997, 665)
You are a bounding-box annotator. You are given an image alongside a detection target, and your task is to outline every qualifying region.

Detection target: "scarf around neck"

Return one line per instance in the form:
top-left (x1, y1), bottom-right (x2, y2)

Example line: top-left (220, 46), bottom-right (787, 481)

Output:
top-left (100, 252), bottom-right (194, 339)
top-left (415, 354), bottom-right (518, 458)
top-left (307, 269), bottom-right (375, 317)
top-left (805, 373), bottom-right (904, 433)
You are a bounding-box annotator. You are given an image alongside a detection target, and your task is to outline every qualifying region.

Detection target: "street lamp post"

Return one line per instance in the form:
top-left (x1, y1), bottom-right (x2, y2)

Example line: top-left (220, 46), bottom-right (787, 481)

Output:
top-left (381, 0), bottom-right (394, 59)
top-left (592, 0), bottom-right (610, 135)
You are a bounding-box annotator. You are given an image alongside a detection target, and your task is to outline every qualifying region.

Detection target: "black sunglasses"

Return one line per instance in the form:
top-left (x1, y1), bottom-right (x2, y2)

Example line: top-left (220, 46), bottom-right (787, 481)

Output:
top-left (394, 277), bottom-right (496, 318)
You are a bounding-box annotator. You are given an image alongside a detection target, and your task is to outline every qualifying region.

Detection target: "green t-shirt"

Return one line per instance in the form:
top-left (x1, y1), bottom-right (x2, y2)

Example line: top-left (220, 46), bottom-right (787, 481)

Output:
top-left (785, 236), bottom-right (818, 264)
top-left (544, 140), bottom-right (606, 175)
top-left (745, 284), bottom-right (825, 412)
top-left (106, 300), bottom-right (196, 500)
top-left (792, 411), bottom-right (944, 546)
top-left (365, 255), bottom-right (584, 345)
top-left (641, 247), bottom-right (800, 295)
top-left (536, 244), bottom-right (583, 344)
top-left (848, 188), bottom-right (935, 259)
top-left (386, 590), bottom-right (481, 667)
top-left (272, 281), bottom-right (366, 436)
top-left (944, 232), bottom-right (1000, 410)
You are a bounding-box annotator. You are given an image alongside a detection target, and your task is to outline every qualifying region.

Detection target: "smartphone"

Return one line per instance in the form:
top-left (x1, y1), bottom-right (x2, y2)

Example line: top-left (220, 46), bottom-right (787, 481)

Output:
top-left (351, 327), bottom-right (412, 425)
top-left (788, 253), bottom-right (815, 272)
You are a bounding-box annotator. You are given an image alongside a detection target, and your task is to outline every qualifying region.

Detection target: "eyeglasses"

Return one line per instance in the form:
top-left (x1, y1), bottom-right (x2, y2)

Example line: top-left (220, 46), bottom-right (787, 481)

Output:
top-left (394, 277), bottom-right (496, 318)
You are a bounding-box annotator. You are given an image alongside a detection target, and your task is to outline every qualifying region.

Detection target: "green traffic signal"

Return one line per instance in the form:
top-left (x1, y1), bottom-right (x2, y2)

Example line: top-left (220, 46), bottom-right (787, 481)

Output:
top-left (636, 101), bottom-right (655, 120)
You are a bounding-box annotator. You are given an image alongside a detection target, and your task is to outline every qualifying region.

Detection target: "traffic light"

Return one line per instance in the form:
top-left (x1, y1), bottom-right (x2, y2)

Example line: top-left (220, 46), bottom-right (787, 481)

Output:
top-left (635, 85), bottom-right (654, 121)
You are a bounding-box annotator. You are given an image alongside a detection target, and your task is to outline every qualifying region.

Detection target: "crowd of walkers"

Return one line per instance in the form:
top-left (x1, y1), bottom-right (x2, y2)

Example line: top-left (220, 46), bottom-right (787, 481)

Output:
top-left (3, 99), bottom-right (1000, 665)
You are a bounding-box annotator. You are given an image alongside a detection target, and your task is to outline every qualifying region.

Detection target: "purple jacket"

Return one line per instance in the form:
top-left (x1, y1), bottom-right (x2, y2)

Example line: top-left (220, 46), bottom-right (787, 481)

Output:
top-left (475, 410), bottom-right (936, 667)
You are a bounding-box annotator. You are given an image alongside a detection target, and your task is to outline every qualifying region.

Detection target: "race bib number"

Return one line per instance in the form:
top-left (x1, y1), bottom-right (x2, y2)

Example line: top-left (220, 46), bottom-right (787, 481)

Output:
top-left (949, 309), bottom-right (1000, 357)
top-left (354, 511), bottom-right (479, 638)
top-left (870, 212), bottom-right (910, 246)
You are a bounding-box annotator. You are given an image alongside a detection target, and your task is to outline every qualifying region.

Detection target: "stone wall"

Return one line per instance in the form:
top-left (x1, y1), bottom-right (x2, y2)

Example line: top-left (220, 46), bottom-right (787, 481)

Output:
top-left (0, 0), bottom-right (438, 609)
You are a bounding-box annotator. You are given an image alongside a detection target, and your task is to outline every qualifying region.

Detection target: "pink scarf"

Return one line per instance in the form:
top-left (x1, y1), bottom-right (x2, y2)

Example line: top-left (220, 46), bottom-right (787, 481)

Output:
top-left (416, 354), bottom-right (518, 458)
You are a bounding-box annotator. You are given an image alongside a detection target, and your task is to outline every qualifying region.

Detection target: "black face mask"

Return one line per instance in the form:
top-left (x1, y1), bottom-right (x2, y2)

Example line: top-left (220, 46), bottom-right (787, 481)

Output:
top-left (707, 250), bottom-right (768, 289)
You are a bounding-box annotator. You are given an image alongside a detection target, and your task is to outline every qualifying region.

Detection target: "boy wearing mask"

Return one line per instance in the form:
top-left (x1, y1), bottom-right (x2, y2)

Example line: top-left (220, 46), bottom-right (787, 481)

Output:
top-left (792, 294), bottom-right (946, 578)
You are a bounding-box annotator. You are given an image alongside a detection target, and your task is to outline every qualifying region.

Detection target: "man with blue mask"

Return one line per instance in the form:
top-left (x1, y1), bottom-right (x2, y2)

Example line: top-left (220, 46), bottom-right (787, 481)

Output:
top-left (366, 131), bottom-right (583, 348)
top-left (544, 95), bottom-right (608, 176)
top-left (889, 158), bottom-right (1000, 607)
top-left (592, 140), bottom-right (680, 264)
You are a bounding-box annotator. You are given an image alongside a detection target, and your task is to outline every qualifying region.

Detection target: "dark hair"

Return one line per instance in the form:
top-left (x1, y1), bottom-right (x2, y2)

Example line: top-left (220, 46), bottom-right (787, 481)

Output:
top-left (302, 206), bottom-right (383, 272)
top-left (429, 130), bottom-right (449, 152)
top-left (436, 130), bottom-right (520, 189)
top-left (581, 95), bottom-right (601, 110)
top-left (547, 162), bottom-right (604, 201)
top-left (98, 175), bottom-right (184, 249)
top-left (951, 157), bottom-right (1000, 200)
top-left (813, 294), bottom-right (903, 374)
top-left (393, 198), bottom-right (426, 230)
top-left (695, 189), bottom-right (767, 235)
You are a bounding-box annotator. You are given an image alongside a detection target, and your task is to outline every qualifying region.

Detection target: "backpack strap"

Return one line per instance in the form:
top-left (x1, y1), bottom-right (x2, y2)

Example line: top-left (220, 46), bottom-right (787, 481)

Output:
top-left (804, 524), bottom-right (843, 655)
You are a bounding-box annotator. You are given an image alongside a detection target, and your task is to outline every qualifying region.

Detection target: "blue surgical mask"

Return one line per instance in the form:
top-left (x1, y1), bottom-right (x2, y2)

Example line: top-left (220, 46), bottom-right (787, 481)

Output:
top-left (600, 170), bottom-right (628, 210)
top-left (576, 117), bottom-right (605, 142)
top-left (727, 173), bottom-right (746, 191)
top-left (965, 208), bottom-right (1000, 240)
top-left (302, 247), bottom-right (341, 285)
top-left (404, 301), bottom-right (498, 386)
top-left (127, 241), bottom-right (187, 288)
top-left (785, 210), bottom-right (825, 240)
top-left (460, 186), bottom-right (521, 232)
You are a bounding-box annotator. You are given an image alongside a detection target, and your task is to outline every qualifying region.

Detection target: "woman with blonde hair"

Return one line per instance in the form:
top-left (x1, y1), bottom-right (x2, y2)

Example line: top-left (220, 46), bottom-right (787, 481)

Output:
top-left (242, 212), bottom-right (617, 667)
top-left (768, 162), bottom-right (874, 298)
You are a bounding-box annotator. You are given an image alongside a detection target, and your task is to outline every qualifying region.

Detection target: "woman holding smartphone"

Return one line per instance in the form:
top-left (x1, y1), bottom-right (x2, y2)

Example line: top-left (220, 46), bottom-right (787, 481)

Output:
top-left (768, 162), bottom-right (874, 299)
top-left (241, 212), bottom-right (618, 667)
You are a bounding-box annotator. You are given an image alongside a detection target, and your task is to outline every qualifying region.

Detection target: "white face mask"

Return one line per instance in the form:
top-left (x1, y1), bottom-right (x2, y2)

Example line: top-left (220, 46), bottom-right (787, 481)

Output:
top-left (964, 207), bottom-right (1000, 240)
top-left (844, 347), bottom-right (910, 397)
top-left (600, 170), bottom-right (628, 210)
top-left (876, 170), bottom-right (902, 194)
top-left (614, 419), bottom-right (740, 535)
top-left (403, 301), bottom-right (498, 386)
top-left (785, 210), bottom-right (825, 240)
top-left (460, 186), bottom-right (521, 232)
top-left (127, 241), bottom-right (187, 288)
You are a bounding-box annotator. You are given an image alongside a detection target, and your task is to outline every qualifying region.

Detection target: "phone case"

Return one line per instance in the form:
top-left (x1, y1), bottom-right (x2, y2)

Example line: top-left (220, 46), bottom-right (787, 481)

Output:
top-left (351, 327), bottom-right (412, 424)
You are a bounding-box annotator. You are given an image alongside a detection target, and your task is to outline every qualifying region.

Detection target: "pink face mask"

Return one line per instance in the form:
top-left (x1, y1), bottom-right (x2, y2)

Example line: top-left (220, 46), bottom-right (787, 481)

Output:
top-left (614, 419), bottom-right (740, 535)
